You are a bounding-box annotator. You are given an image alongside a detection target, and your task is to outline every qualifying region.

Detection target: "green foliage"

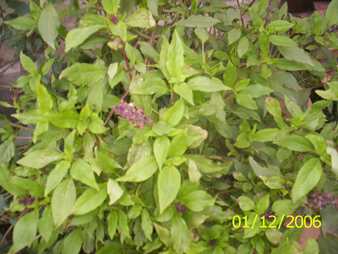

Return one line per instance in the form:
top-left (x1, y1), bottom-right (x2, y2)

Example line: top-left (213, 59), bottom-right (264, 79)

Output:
top-left (1, 0), bottom-right (338, 253)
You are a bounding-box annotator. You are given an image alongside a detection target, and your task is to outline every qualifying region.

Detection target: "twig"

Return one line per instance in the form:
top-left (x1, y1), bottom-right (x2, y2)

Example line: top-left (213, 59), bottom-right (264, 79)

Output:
top-left (0, 224), bottom-right (13, 245)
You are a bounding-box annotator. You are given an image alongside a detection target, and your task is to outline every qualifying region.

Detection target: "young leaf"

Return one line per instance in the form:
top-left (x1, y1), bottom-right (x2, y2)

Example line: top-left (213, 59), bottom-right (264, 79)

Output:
top-left (17, 149), bottom-right (62, 169)
top-left (107, 210), bottom-right (118, 239)
top-left (73, 186), bottom-right (107, 215)
top-left (20, 52), bottom-right (37, 74)
top-left (117, 156), bottom-right (158, 182)
top-left (141, 209), bottom-right (153, 240)
top-left (38, 207), bottom-right (54, 242)
top-left (267, 20), bottom-right (294, 33)
top-left (237, 37), bottom-right (249, 58)
top-left (51, 179), bottom-right (76, 226)
top-left (65, 25), bottom-right (105, 52)
top-left (291, 158), bottom-right (322, 203)
top-left (126, 8), bottom-right (156, 28)
top-left (161, 99), bottom-right (185, 126)
top-left (5, 16), bottom-right (36, 31)
top-left (107, 179), bottom-right (124, 205)
top-left (173, 83), bottom-right (194, 105)
top-left (102, 0), bottom-right (120, 14)
top-left (269, 35), bottom-right (298, 47)
top-left (238, 196), bottom-right (255, 211)
top-left (45, 160), bottom-right (70, 196)
top-left (11, 210), bottom-right (39, 253)
top-left (176, 15), bottom-right (220, 28)
top-left (154, 136), bottom-right (170, 169)
top-left (276, 134), bottom-right (314, 152)
top-left (158, 166), bottom-right (181, 214)
top-left (38, 4), bottom-right (60, 49)
top-left (70, 159), bottom-right (99, 190)
top-left (325, 0), bottom-right (338, 26)
top-left (187, 76), bottom-right (231, 92)
top-left (166, 31), bottom-right (185, 83)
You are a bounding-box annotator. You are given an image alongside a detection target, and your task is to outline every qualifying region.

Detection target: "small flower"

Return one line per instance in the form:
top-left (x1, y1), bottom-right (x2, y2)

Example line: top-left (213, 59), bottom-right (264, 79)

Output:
top-left (113, 100), bottom-right (152, 128)
top-left (307, 192), bottom-right (336, 211)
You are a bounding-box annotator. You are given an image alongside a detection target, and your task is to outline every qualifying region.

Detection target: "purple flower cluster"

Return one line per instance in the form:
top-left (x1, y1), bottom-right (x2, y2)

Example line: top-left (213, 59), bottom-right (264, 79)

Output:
top-left (307, 192), bottom-right (337, 211)
top-left (113, 101), bottom-right (152, 128)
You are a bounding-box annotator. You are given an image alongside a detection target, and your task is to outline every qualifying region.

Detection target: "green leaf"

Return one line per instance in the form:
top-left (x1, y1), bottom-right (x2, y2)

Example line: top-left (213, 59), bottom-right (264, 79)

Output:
top-left (269, 35), bottom-right (297, 47)
top-left (62, 229), bottom-right (83, 254)
top-left (107, 179), bottom-right (124, 205)
top-left (173, 83), bottom-right (194, 105)
top-left (228, 28), bottom-right (241, 45)
top-left (38, 207), bottom-right (54, 242)
top-left (236, 93), bottom-right (257, 110)
top-left (70, 159), bottom-right (99, 190)
top-left (188, 155), bottom-right (231, 174)
top-left (17, 148), bottom-right (62, 169)
top-left (0, 139), bottom-right (15, 164)
top-left (276, 134), bottom-right (314, 152)
top-left (176, 15), bottom-right (220, 28)
top-left (45, 160), bottom-right (70, 196)
top-left (256, 194), bottom-right (270, 214)
top-left (162, 99), bottom-right (185, 126)
top-left (278, 46), bottom-right (314, 66)
top-left (126, 8), bottom-right (156, 28)
top-left (20, 52), bottom-right (37, 74)
top-left (60, 63), bottom-right (106, 86)
top-left (180, 190), bottom-right (214, 212)
top-left (11, 210), bottom-right (39, 253)
top-left (194, 28), bottom-right (209, 43)
top-left (107, 211), bottom-right (118, 239)
top-left (168, 133), bottom-right (189, 157)
top-left (52, 179), bottom-right (76, 226)
top-left (147, 0), bottom-right (158, 16)
top-left (166, 31), bottom-right (185, 83)
top-left (141, 209), bottom-right (153, 240)
top-left (102, 0), bottom-right (120, 14)
top-left (326, 146), bottom-right (338, 177)
top-left (38, 4), bottom-right (60, 49)
top-left (267, 20), bottom-right (294, 33)
top-left (237, 37), bottom-right (249, 58)
top-left (5, 15), bottom-right (35, 31)
top-left (325, 0), bottom-right (338, 26)
top-left (65, 25), bottom-right (104, 52)
top-left (118, 156), bottom-right (158, 182)
top-left (253, 128), bottom-right (280, 142)
top-left (271, 199), bottom-right (295, 216)
top-left (154, 136), bottom-right (170, 169)
top-left (238, 195), bottom-right (255, 211)
top-left (187, 76), bottom-right (231, 92)
top-left (158, 166), bottom-right (181, 214)
top-left (291, 158), bottom-right (322, 203)
top-left (36, 83), bottom-right (53, 113)
top-left (73, 185), bottom-right (107, 215)
top-left (170, 216), bottom-right (191, 254)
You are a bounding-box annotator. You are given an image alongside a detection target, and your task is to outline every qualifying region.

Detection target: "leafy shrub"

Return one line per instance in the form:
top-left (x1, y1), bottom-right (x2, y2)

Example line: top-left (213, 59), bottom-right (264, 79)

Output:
top-left (1, 0), bottom-right (338, 253)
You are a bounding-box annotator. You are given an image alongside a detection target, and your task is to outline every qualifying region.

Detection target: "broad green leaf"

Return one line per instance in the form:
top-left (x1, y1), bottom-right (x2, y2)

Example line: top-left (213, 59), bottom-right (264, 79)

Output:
top-left (158, 166), bottom-right (181, 214)
top-left (186, 125), bottom-right (208, 148)
top-left (228, 28), bottom-right (241, 45)
top-left (170, 216), bottom-right (191, 254)
top-left (20, 52), bottom-right (37, 74)
top-left (278, 46), bottom-right (314, 66)
top-left (253, 128), bottom-right (280, 142)
top-left (168, 133), bottom-right (189, 157)
top-left (60, 63), bottom-right (106, 86)
top-left (166, 31), bottom-right (185, 83)
top-left (237, 37), bottom-right (249, 58)
top-left (256, 194), bottom-right (270, 214)
top-left (271, 199), bottom-right (295, 216)
top-left (173, 83), bottom-right (194, 105)
top-left (141, 209), bottom-right (153, 240)
top-left (38, 4), bottom-right (60, 49)
top-left (147, 0), bottom-right (158, 16)
top-left (65, 25), bottom-right (104, 52)
top-left (49, 110), bottom-right (79, 129)
top-left (102, 0), bottom-right (120, 14)
top-left (265, 97), bottom-right (288, 129)
top-left (118, 156), bottom-right (158, 182)
top-left (154, 136), bottom-right (170, 169)
top-left (11, 210), bottom-right (38, 253)
top-left (52, 179), bottom-right (76, 226)
top-left (291, 158), bottom-right (322, 202)
top-left (162, 99), bottom-right (185, 126)
top-left (62, 229), bottom-right (83, 254)
top-left (238, 196), bottom-right (255, 211)
top-left (73, 185), bottom-right (107, 215)
top-left (276, 134), bottom-right (314, 152)
top-left (70, 159), bottom-right (99, 190)
top-left (176, 15), bottom-right (220, 28)
top-left (236, 93), bottom-right (257, 109)
top-left (126, 8), bottom-right (156, 28)
top-left (188, 155), bottom-right (231, 174)
top-left (107, 211), bottom-right (118, 239)
top-left (5, 15), bottom-right (35, 31)
top-left (38, 207), bottom-right (54, 242)
top-left (325, 0), bottom-right (338, 26)
top-left (267, 20), bottom-right (294, 33)
top-left (107, 179), bottom-right (124, 205)
top-left (179, 190), bottom-right (214, 212)
top-left (187, 76), bottom-right (231, 92)
top-left (265, 229), bottom-right (283, 245)
top-left (45, 160), bottom-right (70, 196)
top-left (194, 28), bottom-right (209, 43)
top-left (17, 148), bottom-right (62, 169)
top-left (269, 35), bottom-right (297, 47)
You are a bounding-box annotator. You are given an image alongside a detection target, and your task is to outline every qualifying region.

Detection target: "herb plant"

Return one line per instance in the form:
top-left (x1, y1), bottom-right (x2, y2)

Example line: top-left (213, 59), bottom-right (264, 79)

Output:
top-left (1, 0), bottom-right (338, 253)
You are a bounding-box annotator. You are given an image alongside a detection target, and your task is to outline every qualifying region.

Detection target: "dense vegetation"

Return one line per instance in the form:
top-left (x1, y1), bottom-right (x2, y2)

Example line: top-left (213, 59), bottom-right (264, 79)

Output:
top-left (0, 0), bottom-right (337, 253)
